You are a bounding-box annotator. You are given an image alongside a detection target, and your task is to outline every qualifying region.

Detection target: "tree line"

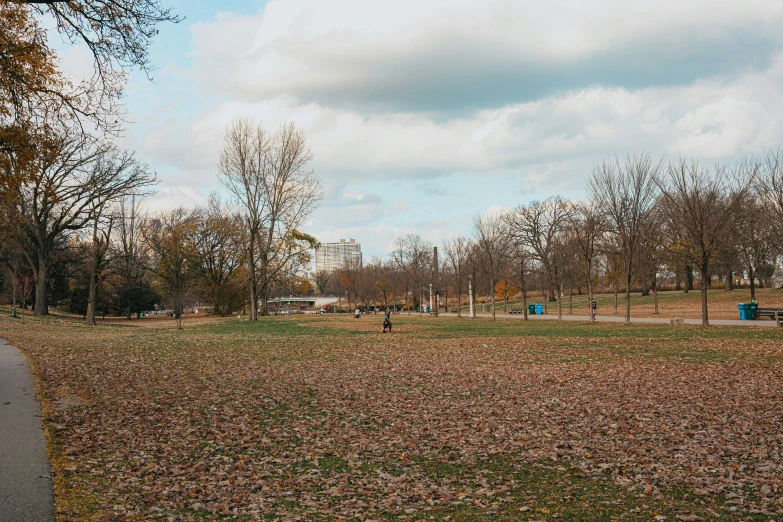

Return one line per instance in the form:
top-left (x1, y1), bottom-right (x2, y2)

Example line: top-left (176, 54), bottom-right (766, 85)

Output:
top-left (316, 152), bottom-right (783, 327)
top-left (0, 118), bottom-right (322, 328)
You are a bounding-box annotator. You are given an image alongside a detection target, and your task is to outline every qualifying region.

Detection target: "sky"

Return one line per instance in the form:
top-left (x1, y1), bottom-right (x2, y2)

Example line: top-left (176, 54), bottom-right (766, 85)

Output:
top-left (55, 0), bottom-right (783, 259)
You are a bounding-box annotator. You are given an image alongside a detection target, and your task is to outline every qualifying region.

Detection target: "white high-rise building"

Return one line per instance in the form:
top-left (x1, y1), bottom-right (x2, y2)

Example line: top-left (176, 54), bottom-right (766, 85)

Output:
top-left (315, 238), bottom-right (362, 273)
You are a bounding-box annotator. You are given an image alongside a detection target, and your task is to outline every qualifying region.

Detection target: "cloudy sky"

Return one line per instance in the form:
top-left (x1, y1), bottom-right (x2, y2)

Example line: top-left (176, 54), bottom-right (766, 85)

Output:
top-left (59, 0), bottom-right (783, 258)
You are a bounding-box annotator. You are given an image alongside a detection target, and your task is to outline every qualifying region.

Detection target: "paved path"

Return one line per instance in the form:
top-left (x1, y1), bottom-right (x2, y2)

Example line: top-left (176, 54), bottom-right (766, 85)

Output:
top-left (439, 312), bottom-right (779, 327)
top-left (0, 339), bottom-right (55, 522)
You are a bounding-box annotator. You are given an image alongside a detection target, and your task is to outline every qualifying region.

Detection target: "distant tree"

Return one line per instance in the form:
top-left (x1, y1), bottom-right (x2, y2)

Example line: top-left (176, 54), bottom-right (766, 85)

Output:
top-left (392, 234), bottom-right (432, 314)
top-left (313, 270), bottom-right (331, 295)
top-left (730, 191), bottom-right (773, 299)
top-left (84, 150), bottom-right (153, 326)
top-left (508, 244), bottom-right (533, 320)
top-left (567, 201), bottom-right (605, 322)
top-left (442, 236), bottom-right (472, 317)
top-left (113, 280), bottom-right (158, 318)
top-left (143, 208), bottom-right (196, 329)
top-left (656, 158), bottom-right (755, 326)
top-left (219, 119), bottom-right (322, 319)
top-left (111, 196), bottom-right (151, 319)
top-left (589, 153), bottom-right (661, 324)
top-left (190, 196), bottom-right (244, 315)
top-left (373, 261), bottom-right (397, 309)
top-left (760, 149), bottom-right (783, 257)
top-left (472, 213), bottom-right (508, 320)
top-left (506, 197), bottom-right (573, 306)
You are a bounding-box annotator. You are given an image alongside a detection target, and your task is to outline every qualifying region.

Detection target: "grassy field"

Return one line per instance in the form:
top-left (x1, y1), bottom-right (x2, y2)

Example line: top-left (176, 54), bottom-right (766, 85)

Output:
top-left (461, 288), bottom-right (783, 320)
top-left (2, 312), bottom-right (783, 521)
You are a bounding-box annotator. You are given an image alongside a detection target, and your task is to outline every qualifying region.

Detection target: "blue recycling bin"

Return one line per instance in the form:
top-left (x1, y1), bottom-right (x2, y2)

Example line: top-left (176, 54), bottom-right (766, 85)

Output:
top-left (737, 303), bottom-right (747, 320)
top-left (535, 304), bottom-right (543, 315)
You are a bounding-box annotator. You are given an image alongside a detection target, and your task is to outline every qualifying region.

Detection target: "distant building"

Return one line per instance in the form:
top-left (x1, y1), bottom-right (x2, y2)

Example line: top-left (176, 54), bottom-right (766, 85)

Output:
top-left (315, 238), bottom-right (362, 273)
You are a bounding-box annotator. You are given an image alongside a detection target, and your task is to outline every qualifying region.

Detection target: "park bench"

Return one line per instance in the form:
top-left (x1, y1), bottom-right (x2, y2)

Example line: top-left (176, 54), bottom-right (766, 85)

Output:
top-left (757, 308), bottom-right (783, 327)
top-left (509, 307), bottom-right (523, 314)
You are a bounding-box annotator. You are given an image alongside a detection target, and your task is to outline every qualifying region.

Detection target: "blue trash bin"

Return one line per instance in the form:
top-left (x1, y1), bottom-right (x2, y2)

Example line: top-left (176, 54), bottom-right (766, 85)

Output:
top-left (535, 304), bottom-right (543, 315)
top-left (737, 303), bottom-right (747, 320)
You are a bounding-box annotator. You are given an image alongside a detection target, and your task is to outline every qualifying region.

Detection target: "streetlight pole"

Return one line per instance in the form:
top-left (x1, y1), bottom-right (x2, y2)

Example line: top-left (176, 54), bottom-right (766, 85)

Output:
top-left (429, 283), bottom-right (433, 314)
top-left (468, 275), bottom-right (474, 318)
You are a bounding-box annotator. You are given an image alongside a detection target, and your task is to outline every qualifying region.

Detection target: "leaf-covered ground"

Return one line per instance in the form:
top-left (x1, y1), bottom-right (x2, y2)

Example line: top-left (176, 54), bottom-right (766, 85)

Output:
top-left (2, 312), bottom-right (783, 521)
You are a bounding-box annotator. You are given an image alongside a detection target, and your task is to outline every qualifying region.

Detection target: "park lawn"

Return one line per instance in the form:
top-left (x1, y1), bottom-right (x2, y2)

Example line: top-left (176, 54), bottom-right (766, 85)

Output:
top-left (460, 288), bottom-right (783, 320)
top-left (1, 312), bottom-right (783, 521)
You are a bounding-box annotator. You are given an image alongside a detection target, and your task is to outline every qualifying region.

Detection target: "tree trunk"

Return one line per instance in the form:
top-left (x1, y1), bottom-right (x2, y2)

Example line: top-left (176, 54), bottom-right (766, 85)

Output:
top-left (701, 262), bottom-right (710, 327)
top-left (11, 270), bottom-right (17, 310)
top-left (249, 282), bottom-right (258, 321)
top-left (725, 270), bottom-right (733, 291)
top-left (34, 258), bottom-right (48, 316)
top-left (749, 267), bottom-right (756, 300)
top-left (457, 289), bottom-right (461, 317)
top-left (587, 278), bottom-right (595, 324)
top-left (557, 283), bottom-right (562, 322)
top-left (522, 289), bottom-right (528, 321)
top-left (675, 271), bottom-right (682, 291)
top-left (568, 284), bottom-right (573, 315)
top-left (614, 283), bottom-right (619, 315)
top-left (86, 271), bottom-right (98, 326)
top-left (685, 266), bottom-right (694, 293)
top-left (653, 278), bottom-right (659, 315)
top-left (176, 297), bottom-right (183, 330)
top-left (624, 273), bottom-right (632, 324)
top-left (491, 280), bottom-right (496, 320)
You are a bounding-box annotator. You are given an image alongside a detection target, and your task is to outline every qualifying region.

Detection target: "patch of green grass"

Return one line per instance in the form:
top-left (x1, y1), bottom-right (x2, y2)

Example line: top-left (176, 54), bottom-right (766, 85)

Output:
top-left (406, 454), bottom-right (766, 521)
top-left (404, 315), bottom-right (782, 342)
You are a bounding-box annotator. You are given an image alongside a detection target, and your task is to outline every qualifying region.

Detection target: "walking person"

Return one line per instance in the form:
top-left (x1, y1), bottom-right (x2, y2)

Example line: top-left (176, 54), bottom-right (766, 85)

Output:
top-left (383, 309), bottom-right (392, 333)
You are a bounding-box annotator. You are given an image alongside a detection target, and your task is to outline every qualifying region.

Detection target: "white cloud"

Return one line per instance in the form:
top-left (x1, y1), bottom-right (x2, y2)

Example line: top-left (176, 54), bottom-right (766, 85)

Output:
top-left (105, 1), bottom-right (783, 256)
top-left (189, 0), bottom-right (783, 112)
top-left (143, 187), bottom-right (209, 213)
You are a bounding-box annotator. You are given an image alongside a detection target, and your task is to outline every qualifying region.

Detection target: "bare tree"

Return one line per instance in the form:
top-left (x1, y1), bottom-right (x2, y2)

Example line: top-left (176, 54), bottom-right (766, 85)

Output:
top-left (568, 201), bottom-right (605, 322)
top-left (392, 234), bottom-right (433, 314)
top-left (506, 197), bottom-right (573, 308)
top-left (472, 212), bottom-right (507, 319)
top-left (442, 236), bottom-right (472, 317)
top-left (0, 130), bottom-right (155, 315)
top-left (313, 270), bottom-right (331, 295)
top-left (84, 150), bottom-right (154, 326)
top-left (219, 119), bottom-right (322, 320)
top-left (509, 244), bottom-right (532, 320)
top-left (760, 149), bottom-right (783, 257)
top-left (589, 153), bottom-right (661, 324)
top-left (143, 208), bottom-right (196, 330)
top-left (190, 196), bottom-right (245, 315)
top-left (112, 195), bottom-right (149, 319)
top-left (656, 158), bottom-right (755, 326)
top-left (218, 119), bottom-right (269, 321)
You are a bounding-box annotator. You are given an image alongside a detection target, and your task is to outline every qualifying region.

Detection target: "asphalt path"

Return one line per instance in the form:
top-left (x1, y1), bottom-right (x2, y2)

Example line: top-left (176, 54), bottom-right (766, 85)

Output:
top-left (0, 339), bottom-right (55, 522)
top-left (436, 311), bottom-right (779, 327)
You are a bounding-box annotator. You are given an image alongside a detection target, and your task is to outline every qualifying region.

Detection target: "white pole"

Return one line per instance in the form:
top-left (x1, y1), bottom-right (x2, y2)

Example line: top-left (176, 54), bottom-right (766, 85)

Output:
top-left (429, 283), bottom-right (433, 313)
top-left (468, 277), bottom-right (474, 318)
